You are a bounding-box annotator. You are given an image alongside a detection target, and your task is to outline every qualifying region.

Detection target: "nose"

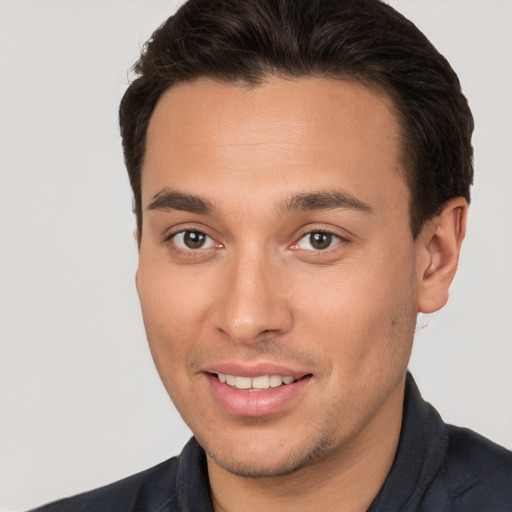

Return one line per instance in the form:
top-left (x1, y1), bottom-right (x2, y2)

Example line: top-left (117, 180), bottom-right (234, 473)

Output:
top-left (213, 250), bottom-right (293, 344)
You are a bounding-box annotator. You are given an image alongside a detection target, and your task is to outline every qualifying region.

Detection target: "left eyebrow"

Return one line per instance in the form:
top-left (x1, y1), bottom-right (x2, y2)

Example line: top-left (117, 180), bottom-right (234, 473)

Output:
top-left (279, 191), bottom-right (373, 215)
top-left (147, 189), bottom-right (217, 214)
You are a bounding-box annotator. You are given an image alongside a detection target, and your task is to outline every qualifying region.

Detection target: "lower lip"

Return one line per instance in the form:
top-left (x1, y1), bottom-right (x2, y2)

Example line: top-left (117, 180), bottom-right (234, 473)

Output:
top-left (205, 373), bottom-right (312, 417)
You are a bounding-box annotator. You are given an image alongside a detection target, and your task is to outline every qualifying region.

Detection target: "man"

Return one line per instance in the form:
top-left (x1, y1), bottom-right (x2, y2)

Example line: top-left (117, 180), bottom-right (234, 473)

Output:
top-left (34, 0), bottom-right (512, 510)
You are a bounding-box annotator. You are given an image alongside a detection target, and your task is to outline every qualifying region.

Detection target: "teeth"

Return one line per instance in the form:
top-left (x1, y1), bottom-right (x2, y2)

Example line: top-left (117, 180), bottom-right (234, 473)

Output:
top-left (252, 375), bottom-right (270, 388)
top-left (217, 373), bottom-right (296, 390)
top-left (235, 376), bottom-right (252, 389)
top-left (269, 375), bottom-right (282, 388)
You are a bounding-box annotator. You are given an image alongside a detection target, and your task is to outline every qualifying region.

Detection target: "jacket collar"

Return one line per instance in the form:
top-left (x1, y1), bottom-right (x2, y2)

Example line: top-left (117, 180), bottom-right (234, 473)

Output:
top-left (367, 372), bottom-right (448, 511)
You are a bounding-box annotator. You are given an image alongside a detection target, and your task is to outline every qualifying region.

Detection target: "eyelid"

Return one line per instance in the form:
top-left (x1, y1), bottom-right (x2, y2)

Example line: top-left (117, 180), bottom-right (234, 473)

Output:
top-left (162, 223), bottom-right (216, 241)
top-left (289, 227), bottom-right (351, 252)
top-left (163, 226), bottom-right (223, 251)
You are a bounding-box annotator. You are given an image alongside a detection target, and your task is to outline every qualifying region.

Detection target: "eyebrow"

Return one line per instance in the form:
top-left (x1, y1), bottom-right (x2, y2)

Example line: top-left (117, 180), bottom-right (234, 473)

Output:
top-left (280, 191), bottom-right (373, 215)
top-left (147, 189), bottom-right (216, 214)
top-left (147, 188), bottom-right (373, 217)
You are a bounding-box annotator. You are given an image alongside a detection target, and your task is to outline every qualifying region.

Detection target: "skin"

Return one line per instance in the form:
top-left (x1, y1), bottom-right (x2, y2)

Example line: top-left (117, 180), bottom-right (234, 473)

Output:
top-left (136, 77), bottom-right (467, 512)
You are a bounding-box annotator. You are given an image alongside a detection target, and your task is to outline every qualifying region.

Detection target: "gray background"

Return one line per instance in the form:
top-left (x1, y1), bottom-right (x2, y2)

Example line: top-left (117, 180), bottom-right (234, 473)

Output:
top-left (1, 1), bottom-right (511, 510)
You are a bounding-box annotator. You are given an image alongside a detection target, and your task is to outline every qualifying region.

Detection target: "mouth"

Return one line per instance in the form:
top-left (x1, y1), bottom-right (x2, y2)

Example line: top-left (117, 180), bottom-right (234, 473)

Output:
top-left (205, 368), bottom-right (313, 417)
top-left (214, 373), bottom-right (305, 391)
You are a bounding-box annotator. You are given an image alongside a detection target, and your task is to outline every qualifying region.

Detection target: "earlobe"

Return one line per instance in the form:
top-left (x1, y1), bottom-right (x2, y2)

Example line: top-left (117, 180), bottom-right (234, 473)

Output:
top-left (416, 198), bottom-right (468, 314)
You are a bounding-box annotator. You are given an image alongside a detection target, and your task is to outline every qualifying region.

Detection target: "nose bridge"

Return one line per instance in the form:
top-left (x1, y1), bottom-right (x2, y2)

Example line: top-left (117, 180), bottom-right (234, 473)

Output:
top-left (215, 244), bottom-right (291, 343)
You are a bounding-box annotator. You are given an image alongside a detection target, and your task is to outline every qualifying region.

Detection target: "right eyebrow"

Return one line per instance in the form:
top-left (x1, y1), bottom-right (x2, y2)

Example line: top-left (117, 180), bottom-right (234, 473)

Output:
top-left (279, 191), bottom-right (373, 215)
top-left (147, 189), bottom-right (216, 214)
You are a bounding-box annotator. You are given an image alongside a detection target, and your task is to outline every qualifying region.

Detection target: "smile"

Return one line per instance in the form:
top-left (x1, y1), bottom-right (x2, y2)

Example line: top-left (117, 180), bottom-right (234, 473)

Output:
top-left (216, 373), bottom-right (296, 390)
top-left (207, 370), bottom-right (312, 417)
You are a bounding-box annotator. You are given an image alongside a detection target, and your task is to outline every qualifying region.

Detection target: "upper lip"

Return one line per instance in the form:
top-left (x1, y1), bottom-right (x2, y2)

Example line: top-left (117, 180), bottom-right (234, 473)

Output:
top-left (202, 361), bottom-right (310, 379)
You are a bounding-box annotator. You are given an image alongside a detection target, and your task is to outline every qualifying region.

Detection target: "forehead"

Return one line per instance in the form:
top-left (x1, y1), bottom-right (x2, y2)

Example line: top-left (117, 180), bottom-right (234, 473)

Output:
top-left (143, 77), bottom-right (407, 212)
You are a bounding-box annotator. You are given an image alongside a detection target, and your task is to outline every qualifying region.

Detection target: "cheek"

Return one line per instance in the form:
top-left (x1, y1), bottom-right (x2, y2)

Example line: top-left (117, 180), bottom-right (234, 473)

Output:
top-left (136, 260), bottom-right (211, 379)
top-left (295, 252), bottom-right (417, 379)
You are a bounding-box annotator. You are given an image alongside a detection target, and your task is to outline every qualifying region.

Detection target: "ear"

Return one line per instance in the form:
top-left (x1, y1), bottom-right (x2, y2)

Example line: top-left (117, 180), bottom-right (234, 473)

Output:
top-left (416, 197), bottom-right (468, 314)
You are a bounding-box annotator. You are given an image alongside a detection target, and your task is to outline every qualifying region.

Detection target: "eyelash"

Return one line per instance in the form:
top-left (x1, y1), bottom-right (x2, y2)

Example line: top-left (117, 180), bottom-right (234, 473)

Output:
top-left (165, 227), bottom-right (349, 256)
top-left (290, 230), bottom-right (347, 252)
top-left (165, 229), bottom-right (221, 254)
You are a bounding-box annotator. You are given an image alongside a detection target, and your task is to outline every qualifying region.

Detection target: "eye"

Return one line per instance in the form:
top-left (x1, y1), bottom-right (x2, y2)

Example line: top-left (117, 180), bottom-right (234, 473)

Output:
top-left (294, 231), bottom-right (342, 251)
top-left (170, 230), bottom-right (219, 250)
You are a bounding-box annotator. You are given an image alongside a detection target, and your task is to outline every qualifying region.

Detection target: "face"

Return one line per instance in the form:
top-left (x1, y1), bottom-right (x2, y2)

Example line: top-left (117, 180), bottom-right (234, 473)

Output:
top-left (137, 77), bottom-right (421, 477)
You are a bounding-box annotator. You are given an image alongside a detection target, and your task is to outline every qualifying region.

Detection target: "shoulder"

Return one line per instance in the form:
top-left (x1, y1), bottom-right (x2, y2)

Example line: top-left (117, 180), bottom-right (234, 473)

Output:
top-left (30, 456), bottom-right (180, 512)
top-left (446, 425), bottom-right (512, 474)
top-left (422, 425), bottom-right (512, 511)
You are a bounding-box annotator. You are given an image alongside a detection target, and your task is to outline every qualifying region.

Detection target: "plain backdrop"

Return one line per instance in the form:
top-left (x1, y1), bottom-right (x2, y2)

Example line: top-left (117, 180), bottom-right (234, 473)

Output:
top-left (1, 1), bottom-right (511, 510)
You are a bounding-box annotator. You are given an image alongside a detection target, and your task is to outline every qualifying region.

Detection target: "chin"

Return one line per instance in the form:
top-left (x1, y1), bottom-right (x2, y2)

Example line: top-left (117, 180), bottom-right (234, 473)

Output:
top-left (199, 429), bottom-right (335, 478)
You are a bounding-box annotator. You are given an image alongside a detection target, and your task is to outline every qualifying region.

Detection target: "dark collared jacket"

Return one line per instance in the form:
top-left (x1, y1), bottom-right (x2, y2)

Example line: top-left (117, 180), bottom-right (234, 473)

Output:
top-left (33, 374), bottom-right (512, 511)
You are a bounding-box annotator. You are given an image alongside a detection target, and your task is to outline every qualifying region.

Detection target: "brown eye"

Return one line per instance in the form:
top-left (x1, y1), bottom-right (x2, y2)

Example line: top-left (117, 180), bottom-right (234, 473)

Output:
top-left (183, 231), bottom-right (206, 249)
top-left (171, 230), bottom-right (218, 250)
top-left (295, 231), bottom-right (341, 251)
top-left (309, 233), bottom-right (332, 250)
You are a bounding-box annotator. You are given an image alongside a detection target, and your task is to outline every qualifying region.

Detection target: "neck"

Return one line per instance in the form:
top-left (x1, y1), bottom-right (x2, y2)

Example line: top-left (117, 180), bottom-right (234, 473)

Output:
top-left (208, 379), bottom-right (405, 512)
